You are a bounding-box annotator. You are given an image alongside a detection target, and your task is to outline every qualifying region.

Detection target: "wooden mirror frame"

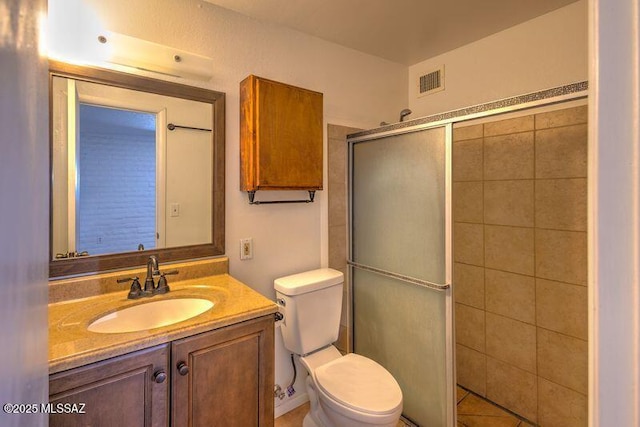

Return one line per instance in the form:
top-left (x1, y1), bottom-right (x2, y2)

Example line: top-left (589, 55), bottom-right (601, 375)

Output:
top-left (49, 60), bottom-right (225, 278)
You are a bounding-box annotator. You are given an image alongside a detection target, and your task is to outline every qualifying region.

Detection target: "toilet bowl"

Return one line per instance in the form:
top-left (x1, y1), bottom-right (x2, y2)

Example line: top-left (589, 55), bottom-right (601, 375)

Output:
top-left (275, 269), bottom-right (403, 427)
top-left (301, 346), bottom-right (402, 427)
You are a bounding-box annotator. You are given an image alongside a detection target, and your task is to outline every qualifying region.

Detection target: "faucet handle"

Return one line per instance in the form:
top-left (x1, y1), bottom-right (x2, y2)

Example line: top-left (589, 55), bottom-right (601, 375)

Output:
top-left (117, 276), bottom-right (143, 299)
top-left (154, 270), bottom-right (179, 295)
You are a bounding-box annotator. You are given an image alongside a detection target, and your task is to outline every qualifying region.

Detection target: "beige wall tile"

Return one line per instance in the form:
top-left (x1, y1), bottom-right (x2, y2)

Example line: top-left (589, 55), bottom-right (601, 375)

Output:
top-left (328, 225), bottom-right (347, 270)
top-left (535, 105), bottom-right (588, 130)
top-left (538, 378), bottom-right (588, 427)
top-left (485, 225), bottom-right (534, 275)
top-left (452, 108), bottom-right (588, 423)
top-left (328, 183), bottom-right (347, 228)
top-left (454, 263), bottom-right (485, 309)
top-left (340, 287), bottom-right (349, 326)
top-left (455, 303), bottom-right (486, 352)
top-left (328, 137), bottom-right (346, 166)
top-left (535, 124), bottom-right (588, 178)
top-left (453, 123), bottom-right (483, 141)
top-left (454, 222), bottom-right (484, 266)
top-left (456, 344), bottom-right (487, 396)
top-left (327, 124), bottom-right (361, 140)
top-left (328, 137), bottom-right (347, 227)
top-left (537, 328), bottom-right (588, 394)
top-left (485, 269), bottom-right (535, 324)
top-left (484, 180), bottom-right (534, 227)
top-left (536, 279), bottom-right (588, 340)
top-left (336, 324), bottom-right (348, 353)
top-left (484, 115), bottom-right (534, 137)
top-left (486, 357), bottom-right (538, 422)
top-left (453, 181), bottom-right (483, 223)
top-left (453, 138), bottom-right (483, 181)
top-left (484, 132), bottom-right (534, 180)
top-left (536, 229), bottom-right (587, 285)
top-left (486, 313), bottom-right (537, 373)
top-left (535, 179), bottom-right (587, 231)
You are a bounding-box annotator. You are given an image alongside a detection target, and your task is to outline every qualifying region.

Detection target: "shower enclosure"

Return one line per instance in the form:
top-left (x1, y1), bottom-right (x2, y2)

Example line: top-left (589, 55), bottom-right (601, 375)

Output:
top-left (348, 124), bottom-right (454, 426)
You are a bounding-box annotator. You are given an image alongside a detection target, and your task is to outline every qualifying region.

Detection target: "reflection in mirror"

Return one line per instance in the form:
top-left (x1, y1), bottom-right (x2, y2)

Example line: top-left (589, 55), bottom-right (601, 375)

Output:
top-left (77, 105), bottom-right (156, 256)
top-left (49, 61), bottom-right (225, 278)
top-left (57, 103), bottom-right (158, 257)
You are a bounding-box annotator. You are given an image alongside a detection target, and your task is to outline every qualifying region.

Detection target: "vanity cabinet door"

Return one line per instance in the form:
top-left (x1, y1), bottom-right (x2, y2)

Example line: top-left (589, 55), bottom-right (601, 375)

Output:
top-left (49, 344), bottom-right (170, 427)
top-left (171, 315), bottom-right (274, 427)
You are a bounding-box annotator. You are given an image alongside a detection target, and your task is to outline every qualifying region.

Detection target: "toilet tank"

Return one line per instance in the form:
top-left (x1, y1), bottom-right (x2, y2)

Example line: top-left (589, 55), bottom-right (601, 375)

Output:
top-left (274, 268), bottom-right (344, 355)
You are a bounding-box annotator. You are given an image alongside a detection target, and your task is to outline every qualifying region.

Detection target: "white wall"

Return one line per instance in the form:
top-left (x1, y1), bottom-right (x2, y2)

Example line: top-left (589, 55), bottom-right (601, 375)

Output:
top-left (0, 1), bottom-right (49, 426)
top-left (408, 0), bottom-right (588, 117)
top-left (55, 0), bottom-right (408, 298)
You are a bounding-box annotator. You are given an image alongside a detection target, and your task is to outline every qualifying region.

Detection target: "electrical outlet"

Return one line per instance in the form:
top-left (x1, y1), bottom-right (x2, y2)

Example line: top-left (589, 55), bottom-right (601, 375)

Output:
top-left (240, 238), bottom-right (253, 260)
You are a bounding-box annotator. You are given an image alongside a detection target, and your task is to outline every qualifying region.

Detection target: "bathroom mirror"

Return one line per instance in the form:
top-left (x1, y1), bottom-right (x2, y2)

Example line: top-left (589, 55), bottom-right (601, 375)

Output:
top-left (49, 61), bottom-right (225, 278)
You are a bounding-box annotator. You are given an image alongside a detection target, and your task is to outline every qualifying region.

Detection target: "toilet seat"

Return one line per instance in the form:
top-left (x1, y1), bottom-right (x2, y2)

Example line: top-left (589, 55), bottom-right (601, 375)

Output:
top-left (314, 353), bottom-right (402, 416)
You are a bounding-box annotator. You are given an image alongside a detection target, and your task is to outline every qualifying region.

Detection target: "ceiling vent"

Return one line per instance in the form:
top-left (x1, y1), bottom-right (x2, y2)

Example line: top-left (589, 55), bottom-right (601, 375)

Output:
top-left (418, 66), bottom-right (445, 97)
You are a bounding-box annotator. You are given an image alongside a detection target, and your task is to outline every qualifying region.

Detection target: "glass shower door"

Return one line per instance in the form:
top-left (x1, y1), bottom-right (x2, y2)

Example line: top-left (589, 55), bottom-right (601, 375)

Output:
top-left (349, 125), bottom-right (453, 426)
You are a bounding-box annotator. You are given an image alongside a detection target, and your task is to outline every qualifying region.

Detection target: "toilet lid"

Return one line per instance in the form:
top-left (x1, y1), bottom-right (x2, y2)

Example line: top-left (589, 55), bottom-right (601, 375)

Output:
top-left (314, 353), bottom-right (402, 415)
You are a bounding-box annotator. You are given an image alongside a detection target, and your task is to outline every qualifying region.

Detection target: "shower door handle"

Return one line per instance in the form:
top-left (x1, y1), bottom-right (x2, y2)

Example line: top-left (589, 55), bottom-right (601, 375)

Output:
top-left (347, 260), bottom-right (450, 291)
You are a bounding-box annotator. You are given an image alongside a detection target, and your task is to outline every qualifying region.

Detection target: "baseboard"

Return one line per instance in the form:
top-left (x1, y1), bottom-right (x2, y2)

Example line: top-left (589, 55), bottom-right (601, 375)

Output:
top-left (274, 392), bottom-right (309, 418)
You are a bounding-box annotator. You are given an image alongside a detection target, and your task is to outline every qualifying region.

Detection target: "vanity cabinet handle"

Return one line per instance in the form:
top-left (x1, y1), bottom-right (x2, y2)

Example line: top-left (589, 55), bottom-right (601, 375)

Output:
top-left (153, 370), bottom-right (167, 384)
top-left (177, 362), bottom-right (189, 376)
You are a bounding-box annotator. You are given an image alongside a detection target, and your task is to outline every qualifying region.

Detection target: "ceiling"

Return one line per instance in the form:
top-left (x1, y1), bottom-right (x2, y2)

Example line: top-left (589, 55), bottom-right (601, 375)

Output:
top-left (203, 0), bottom-right (579, 65)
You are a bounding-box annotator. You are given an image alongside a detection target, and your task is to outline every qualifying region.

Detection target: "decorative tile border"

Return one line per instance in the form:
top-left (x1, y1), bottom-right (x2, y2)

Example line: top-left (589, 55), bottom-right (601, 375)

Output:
top-left (349, 81), bottom-right (588, 139)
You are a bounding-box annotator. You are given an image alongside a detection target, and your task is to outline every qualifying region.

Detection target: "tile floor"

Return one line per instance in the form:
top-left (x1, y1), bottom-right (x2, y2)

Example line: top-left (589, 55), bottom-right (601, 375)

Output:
top-left (456, 386), bottom-right (535, 427)
top-left (275, 386), bottom-right (535, 427)
top-left (274, 402), bottom-right (406, 427)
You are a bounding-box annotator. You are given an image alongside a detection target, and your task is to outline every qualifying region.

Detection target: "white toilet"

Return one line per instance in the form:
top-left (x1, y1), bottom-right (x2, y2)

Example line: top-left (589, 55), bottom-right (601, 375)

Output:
top-left (275, 268), bottom-right (403, 427)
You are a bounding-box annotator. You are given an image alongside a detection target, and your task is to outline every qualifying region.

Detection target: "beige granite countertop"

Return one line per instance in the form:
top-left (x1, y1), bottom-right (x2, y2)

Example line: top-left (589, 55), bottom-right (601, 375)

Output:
top-left (49, 274), bottom-right (277, 374)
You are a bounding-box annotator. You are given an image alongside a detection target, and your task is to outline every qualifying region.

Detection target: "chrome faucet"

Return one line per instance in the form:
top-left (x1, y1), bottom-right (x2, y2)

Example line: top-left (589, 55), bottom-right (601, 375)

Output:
top-left (144, 255), bottom-right (159, 294)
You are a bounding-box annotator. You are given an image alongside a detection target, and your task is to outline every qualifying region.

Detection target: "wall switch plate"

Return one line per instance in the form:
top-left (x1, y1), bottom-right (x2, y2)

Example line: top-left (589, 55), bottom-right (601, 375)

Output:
top-left (170, 203), bottom-right (180, 217)
top-left (240, 238), bottom-right (253, 260)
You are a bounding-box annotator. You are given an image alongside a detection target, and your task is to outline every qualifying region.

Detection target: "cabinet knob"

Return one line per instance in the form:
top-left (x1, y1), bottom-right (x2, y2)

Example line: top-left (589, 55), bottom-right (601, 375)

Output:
top-left (153, 370), bottom-right (167, 384)
top-left (177, 362), bottom-right (189, 376)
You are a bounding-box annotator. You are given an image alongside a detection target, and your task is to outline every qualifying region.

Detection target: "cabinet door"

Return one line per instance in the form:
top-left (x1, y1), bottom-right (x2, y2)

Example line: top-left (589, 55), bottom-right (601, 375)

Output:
top-left (240, 75), bottom-right (323, 192)
top-left (172, 316), bottom-right (274, 427)
top-left (49, 344), bottom-right (170, 427)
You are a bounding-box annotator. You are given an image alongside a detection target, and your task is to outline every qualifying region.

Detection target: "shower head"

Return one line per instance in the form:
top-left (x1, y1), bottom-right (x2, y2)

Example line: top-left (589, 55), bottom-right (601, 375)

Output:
top-left (399, 108), bottom-right (412, 122)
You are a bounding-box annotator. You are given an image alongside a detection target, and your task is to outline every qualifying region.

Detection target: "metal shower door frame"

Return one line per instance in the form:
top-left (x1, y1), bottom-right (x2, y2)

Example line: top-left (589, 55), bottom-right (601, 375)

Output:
top-left (347, 121), bottom-right (455, 427)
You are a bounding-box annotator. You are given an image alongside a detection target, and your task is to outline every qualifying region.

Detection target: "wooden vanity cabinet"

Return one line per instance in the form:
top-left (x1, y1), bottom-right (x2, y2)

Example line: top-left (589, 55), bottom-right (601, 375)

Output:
top-left (49, 344), bottom-right (170, 427)
top-left (49, 315), bottom-right (274, 427)
top-left (240, 75), bottom-right (323, 194)
top-left (172, 315), bottom-right (275, 427)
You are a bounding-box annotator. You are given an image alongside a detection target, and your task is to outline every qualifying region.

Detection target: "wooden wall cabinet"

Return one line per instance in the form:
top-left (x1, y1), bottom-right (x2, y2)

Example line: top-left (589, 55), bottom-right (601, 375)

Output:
top-left (240, 75), bottom-right (323, 200)
top-left (49, 316), bottom-right (274, 427)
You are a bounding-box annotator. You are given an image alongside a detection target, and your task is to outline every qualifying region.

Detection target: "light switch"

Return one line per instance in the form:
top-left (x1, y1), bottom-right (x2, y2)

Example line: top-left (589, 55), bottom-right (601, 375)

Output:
top-left (170, 203), bottom-right (180, 217)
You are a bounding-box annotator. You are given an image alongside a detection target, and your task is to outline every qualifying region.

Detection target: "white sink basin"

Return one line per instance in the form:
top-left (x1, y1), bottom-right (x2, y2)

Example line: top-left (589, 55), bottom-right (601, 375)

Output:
top-left (88, 298), bottom-right (214, 334)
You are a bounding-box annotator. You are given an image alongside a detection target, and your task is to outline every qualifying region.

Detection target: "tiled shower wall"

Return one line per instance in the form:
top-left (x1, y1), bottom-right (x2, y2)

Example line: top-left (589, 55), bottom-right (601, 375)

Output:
top-left (328, 124), bottom-right (361, 354)
top-left (453, 105), bottom-right (588, 426)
